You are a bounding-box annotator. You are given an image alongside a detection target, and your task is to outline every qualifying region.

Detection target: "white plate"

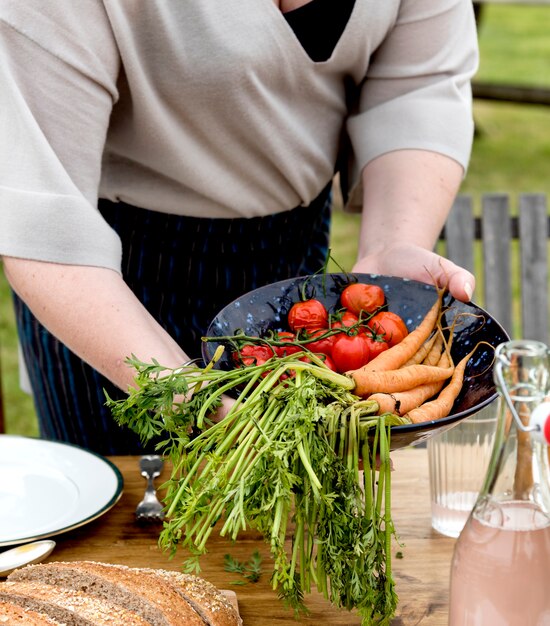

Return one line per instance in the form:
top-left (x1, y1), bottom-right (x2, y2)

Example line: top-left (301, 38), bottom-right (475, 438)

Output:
top-left (0, 435), bottom-right (123, 547)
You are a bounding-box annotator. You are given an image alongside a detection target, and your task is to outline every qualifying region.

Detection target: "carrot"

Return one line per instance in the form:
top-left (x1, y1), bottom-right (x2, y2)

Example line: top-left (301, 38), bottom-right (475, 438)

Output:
top-left (405, 347), bottom-right (475, 423)
top-left (355, 285), bottom-right (445, 374)
top-left (350, 363), bottom-right (453, 398)
top-left (420, 330), bottom-right (445, 366)
top-left (370, 379), bottom-right (447, 416)
top-left (437, 343), bottom-right (453, 369)
top-left (371, 347), bottom-right (453, 415)
top-left (403, 332), bottom-right (438, 366)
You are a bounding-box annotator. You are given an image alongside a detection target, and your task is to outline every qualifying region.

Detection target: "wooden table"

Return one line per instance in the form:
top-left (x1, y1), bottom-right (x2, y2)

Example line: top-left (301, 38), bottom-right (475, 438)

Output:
top-left (44, 447), bottom-right (455, 625)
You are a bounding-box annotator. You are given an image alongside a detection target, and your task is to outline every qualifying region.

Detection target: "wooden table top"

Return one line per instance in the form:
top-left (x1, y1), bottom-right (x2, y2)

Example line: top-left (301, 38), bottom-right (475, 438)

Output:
top-left (42, 446), bottom-right (455, 625)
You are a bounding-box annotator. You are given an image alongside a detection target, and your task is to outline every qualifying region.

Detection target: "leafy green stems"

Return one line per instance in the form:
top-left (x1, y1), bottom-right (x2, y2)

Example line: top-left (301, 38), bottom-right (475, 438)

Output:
top-left (106, 354), bottom-right (406, 625)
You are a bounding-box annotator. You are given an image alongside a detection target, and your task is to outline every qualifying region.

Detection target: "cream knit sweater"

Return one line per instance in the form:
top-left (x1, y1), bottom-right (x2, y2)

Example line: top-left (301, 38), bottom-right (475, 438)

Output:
top-left (0, 0), bottom-right (478, 272)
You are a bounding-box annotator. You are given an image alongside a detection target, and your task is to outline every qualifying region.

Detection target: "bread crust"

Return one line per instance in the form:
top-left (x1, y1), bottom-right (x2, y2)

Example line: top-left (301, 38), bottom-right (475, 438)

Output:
top-left (0, 600), bottom-right (62, 625)
top-left (7, 561), bottom-right (242, 626)
top-left (114, 566), bottom-right (243, 626)
top-left (0, 580), bottom-right (151, 625)
top-left (9, 561), bottom-right (206, 626)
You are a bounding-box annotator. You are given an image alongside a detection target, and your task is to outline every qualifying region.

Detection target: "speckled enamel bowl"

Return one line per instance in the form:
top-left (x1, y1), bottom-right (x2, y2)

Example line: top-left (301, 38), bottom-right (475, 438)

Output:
top-left (202, 274), bottom-right (509, 449)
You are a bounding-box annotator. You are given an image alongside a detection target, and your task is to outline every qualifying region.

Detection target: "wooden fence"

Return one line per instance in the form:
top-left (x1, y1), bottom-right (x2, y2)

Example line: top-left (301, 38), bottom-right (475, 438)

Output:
top-left (439, 193), bottom-right (549, 343)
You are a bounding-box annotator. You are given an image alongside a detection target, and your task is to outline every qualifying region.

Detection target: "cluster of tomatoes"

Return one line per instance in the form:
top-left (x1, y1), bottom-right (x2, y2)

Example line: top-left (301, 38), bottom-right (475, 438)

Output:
top-left (233, 282), bottom-right (409, 374)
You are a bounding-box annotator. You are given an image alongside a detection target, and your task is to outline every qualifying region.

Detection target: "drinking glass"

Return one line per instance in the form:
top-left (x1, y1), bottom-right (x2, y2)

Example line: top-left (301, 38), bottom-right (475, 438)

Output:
top-left (427, 404), bottom-right (498, 538)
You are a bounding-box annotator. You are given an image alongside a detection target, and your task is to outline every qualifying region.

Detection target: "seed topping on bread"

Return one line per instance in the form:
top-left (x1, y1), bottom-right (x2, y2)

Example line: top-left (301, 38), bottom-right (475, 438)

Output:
top-left (5, 561), bottom-right (242, 626)
top-left (0, 580), bottom-right (151, 625)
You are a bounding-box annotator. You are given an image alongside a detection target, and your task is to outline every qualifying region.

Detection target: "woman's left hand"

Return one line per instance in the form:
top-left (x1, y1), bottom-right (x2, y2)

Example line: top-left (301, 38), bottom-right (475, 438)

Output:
top-left (352, 242), bottom-right (475, 303)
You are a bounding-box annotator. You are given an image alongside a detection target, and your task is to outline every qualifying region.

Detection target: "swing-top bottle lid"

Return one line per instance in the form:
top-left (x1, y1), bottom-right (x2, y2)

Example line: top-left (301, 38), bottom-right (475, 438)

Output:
top-left (530, 402), bottom-right (550, 445)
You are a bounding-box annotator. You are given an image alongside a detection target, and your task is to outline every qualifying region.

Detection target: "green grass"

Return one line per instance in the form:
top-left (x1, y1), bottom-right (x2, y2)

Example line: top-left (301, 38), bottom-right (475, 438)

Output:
top-left (2, 4), bottom-right (550, 437)
top-left (475, 5), bottom-right (550, 87)
top-left (463, 102), bottom-right (550, 196)
top-left (0, 274), bottom-right (38, 437)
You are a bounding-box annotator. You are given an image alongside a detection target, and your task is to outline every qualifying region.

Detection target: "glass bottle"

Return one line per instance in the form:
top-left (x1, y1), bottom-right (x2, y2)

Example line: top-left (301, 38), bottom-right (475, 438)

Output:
top-left (449, 339), bottom-right (550, 626)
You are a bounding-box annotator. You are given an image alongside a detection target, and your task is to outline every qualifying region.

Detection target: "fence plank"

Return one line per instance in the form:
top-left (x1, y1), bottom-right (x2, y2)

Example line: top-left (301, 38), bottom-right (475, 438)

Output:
top-left (519, 194), bottom-right (549, 343)
top-left (482, 194), bottom-right (513, 336)
top-left (441, 193), bottom-right (549, 341)
top-left (472, 82), bottom-right (550, 106)
top-left (445, 196), bottom-right (475, 274)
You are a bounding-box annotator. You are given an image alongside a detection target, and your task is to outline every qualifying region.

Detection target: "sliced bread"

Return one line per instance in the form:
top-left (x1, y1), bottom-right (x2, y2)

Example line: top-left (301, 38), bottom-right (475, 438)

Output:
top-left (0, 600), bottom-right (63, 625)
top-left (135, 567), bottom-right (242, 626)
top-left (0, 580), bottom-right (150, 625)
top-left (8, 561), bottom-right (207, 626)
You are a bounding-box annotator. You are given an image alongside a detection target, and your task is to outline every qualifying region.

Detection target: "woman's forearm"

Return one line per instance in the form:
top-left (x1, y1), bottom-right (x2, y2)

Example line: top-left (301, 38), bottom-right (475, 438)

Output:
top-left (353, 149), bottom-right (474, 301)
top-left (3, 257), bottom-right (190, 391)
top-left (358, 149), bottom-right (463, 257)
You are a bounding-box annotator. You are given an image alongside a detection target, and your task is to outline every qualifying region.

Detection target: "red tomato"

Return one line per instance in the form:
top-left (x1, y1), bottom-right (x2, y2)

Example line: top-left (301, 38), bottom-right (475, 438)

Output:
top-left (341, 310), bottom-right (360, 326)
top-left (331, 310), bottom-right (363, 332)
top-left (305, 329), bottom-right (336, 356)
top-left (233, 344), bottom-right (274, 367)
top-left (300, 353), bottom-right (337, 371)
top-left (331, 334), bottom-right (371, 372)
top-left (319, 354), bottom-right (337, 371)
top-left (288, 299), bottom-right (328, 332)
top-left (364, 335), bottom-right (389, 359)
top-left (368, 311), bottom-right (408, 347)
top-left (340, 283), bottom-right (385, 316)
top-left (273, 331), bottom-right (302, 357)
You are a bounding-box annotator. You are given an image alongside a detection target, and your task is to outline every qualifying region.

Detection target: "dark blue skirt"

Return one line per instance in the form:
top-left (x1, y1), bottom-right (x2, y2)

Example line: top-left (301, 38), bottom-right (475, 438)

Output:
top-left (14, 186), bottom-right (332, 454)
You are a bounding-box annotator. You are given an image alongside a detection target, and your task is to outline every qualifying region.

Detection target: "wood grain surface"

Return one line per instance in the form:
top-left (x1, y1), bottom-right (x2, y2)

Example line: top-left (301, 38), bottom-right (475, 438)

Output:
top-left (40, 447), bottom-right (455, 625)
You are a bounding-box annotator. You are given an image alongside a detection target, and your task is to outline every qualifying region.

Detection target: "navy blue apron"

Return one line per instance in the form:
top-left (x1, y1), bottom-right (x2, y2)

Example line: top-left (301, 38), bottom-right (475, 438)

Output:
top-left (13, 185), bottom-right (332, 454)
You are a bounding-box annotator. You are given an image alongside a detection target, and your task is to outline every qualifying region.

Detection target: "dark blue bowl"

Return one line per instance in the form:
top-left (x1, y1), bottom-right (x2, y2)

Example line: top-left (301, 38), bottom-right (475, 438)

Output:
top-left (202, 274), bottom-right (509, 450)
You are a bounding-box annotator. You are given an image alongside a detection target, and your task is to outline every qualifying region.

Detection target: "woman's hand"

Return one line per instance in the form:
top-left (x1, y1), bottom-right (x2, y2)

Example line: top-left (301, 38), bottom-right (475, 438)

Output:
top-left (216, 394), bottom-right (237, 421)
top-left (353, 242), bottom-right (475, 303)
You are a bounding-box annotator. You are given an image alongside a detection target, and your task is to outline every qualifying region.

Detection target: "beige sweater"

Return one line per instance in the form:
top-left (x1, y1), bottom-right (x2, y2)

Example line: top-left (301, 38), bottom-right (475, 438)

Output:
top-left (0, 0), bottom-right (478, 272)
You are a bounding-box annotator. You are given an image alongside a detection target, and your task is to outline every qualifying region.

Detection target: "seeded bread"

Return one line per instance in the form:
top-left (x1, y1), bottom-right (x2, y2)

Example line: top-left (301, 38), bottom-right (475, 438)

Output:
top-left (109, 565), bottom-right (242, 626)
top-left (8, 561), bottom-right (205, 625)
top-left (0, 600), bottom-right (62, 625)
top-left (0, 580), bottom-right (150, 625)
top-left (8, 561), bottom-right (242, 626)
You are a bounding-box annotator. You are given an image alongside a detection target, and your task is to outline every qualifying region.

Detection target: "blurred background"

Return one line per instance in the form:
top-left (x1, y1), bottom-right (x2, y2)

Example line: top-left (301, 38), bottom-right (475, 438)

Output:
top-left (1, 3), bottom-right (549, 437)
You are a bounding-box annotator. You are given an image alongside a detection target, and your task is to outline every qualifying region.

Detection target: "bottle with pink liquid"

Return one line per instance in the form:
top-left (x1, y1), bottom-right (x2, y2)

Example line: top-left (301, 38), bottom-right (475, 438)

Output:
top-left (449, 340), bottom-right (550, 626)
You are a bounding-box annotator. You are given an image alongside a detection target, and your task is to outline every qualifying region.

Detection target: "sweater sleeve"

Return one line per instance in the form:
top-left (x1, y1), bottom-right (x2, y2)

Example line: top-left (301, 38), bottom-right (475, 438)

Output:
top-left (345, 0), bottom-right (479, 208)
top-left (0, 0), bottom-right (122, 271)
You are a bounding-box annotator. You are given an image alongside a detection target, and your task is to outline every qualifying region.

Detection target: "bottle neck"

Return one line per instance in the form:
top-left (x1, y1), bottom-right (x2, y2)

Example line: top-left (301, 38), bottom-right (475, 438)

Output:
top-left (474, 340), bottom-right (550, 527)
top-left (479, 396), bottom-right (548, 500)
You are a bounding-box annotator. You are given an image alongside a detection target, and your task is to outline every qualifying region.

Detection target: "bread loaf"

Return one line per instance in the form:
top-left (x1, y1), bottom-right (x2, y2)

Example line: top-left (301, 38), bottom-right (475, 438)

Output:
top-left (6, 561), bottom-right (242, 626)
top-left (0, 580), bottom-right (151, 625)
top-left (121, 566), bottom-right (242, 626)
top-left (0, 600), bottom-right (62, 625)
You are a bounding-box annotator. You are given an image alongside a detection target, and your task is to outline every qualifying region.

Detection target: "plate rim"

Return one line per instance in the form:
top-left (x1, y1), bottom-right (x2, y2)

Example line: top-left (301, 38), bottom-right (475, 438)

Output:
top-left (0, 434), bottom-right (124, 547)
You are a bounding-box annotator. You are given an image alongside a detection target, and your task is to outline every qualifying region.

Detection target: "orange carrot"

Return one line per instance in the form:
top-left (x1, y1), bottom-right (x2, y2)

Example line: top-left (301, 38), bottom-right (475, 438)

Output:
top-left (405, 348), bottom-right (474, 423)
top-left (372, 346), bottom-right (452, 415)
top-left (403, 332), bottom-right (438, 366)
top-left (356, 286), bottom-right (445, 373)
top-left (420, 330), bottom-right (445, 366)
top-left (370, 379), bottom-right (447, 416)
top-left (437, 341), bottom-right (453, 369)
top-left (351, 363), bottom-right (453, 398)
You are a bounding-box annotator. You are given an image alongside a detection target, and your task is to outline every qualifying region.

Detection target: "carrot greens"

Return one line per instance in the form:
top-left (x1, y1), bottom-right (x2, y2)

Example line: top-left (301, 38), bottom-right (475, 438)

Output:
top-left (224, 551), bottom-right (262, 584)
top-left (106, 354), bottom-right (407, 625)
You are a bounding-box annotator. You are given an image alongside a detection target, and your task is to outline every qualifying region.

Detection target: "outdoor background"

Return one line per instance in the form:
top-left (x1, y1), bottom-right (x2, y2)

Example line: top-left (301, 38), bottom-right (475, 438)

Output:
top-left (1, 4), bottom-right (549, 437)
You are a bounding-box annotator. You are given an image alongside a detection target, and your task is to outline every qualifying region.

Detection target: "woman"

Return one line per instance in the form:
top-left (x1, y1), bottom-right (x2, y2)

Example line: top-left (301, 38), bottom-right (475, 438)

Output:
top-left (0, 0), bottom-right (478, 454)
